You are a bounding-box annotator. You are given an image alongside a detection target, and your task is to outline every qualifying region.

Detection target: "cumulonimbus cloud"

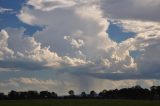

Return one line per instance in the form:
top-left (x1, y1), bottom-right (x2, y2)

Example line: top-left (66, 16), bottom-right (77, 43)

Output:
top-left (1, 0), bottom-right (160, 81)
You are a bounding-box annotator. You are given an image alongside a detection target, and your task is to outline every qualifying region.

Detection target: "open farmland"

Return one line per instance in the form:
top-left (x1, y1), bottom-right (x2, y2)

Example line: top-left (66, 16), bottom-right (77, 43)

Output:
top-left (0, 99), bottom-right (160, 106)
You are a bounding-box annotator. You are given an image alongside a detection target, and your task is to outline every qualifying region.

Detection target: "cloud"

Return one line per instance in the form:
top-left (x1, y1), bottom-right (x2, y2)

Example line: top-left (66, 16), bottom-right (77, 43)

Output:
top-left (18, 0), bottom-right (116, 61)
top-left (0, 30), bottom-right (14, 59)
top-left (0, 28), bottom-right (62, 70)
top-left (0, 7), bottom-right (12, 13)
top-left (27, 0), bottom-right (76, 11)
top-left (17, 0), bottom-right (138, 75)
top-left (89, 20), bottom-right (160, 80)
top-left (137, 42), bottom-right (160, 75)
top-left (100, 0), bottom-right (160, 22)
top-left (0, 28), bottom-right (89, 71)
top-left (64, 36), bottom-right (84, 49)
top-left (17, 9), bottom-right (36, 25)
top-left (67, 20), bottom-right (160, 80)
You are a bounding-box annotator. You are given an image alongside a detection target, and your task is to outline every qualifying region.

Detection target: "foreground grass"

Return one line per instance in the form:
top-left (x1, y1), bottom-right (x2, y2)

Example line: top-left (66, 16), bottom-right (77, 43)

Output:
top-left (0, 99), bottom-right (160, 106)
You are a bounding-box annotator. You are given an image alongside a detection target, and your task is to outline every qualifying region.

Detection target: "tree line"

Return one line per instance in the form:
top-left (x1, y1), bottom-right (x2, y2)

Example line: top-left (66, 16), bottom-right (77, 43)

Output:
top-left (0, 85), bottom-right (160, 100)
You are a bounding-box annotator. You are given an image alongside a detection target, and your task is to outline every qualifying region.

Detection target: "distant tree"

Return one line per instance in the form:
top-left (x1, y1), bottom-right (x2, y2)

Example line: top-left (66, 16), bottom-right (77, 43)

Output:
top-left (133, 85), bottom-right (142, 89)
top-left (89, 90), bottom-right (97, 97)
top-left (81, 92), bottom-right (87, 98)
top-left (27, 91), bottom-right (39, 99)
top-left (102, 89), bottom-right (107, 94)
top-left (19, 92), bottom-right (28, 99)
top-left (99, 89), bottom-right (108, 98)
top-left (0, 93), bottom-right (6, 100)
top-left (68, 90), bottom-right (75, 97)
top-left (2, 85), bottom-right (160, 100)
top-left (40, 91), bottom-right (51, 99)
top-left (51, 92), bottom-right (58, 98)
top-left (150, 86), bottom-right (160, 99)
top-left (8, 90), bottom-right (19, 99)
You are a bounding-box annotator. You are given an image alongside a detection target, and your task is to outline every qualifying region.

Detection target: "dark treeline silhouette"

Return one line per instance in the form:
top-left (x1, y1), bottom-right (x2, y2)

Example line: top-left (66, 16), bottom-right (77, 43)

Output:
top-left (0, 85), bottom-right (160, 100)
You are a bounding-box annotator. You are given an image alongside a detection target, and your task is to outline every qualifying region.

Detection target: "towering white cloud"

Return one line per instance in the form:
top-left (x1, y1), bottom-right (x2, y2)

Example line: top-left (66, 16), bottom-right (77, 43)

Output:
top-left (18, 0), bottom-right (117, 62)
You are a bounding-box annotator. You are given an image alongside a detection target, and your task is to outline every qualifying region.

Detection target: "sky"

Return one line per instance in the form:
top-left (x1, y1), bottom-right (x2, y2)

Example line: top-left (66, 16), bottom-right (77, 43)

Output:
top-left (0, 0), bottom-right (160, 95)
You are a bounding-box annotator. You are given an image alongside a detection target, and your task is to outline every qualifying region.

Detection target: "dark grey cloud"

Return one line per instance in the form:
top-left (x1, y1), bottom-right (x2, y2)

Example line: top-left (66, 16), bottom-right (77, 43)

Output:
top-left (85, 71), bottom-right (160, 80)
top-left (0, 60), bottom-right (49, 71)
top-left (136, 42), bottom-right (160, 74)
top-left (101, 0), bottom-right (160, 22)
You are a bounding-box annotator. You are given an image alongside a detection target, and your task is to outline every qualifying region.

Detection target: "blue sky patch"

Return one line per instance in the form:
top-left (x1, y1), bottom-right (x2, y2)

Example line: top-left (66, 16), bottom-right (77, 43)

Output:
top-left (108, 22), bottom-right (135, 43)
top-left (0, 0), bottom-right (26, 12)
top-left (0, 0), bottom-right (43, 36)
top-left (130, 51), bottom-right (141, 59)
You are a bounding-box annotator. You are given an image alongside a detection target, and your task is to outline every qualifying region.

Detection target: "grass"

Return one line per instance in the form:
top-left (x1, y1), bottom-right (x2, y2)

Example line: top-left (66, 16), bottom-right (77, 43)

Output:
top-left (0, 99), bottom-right (160, 106)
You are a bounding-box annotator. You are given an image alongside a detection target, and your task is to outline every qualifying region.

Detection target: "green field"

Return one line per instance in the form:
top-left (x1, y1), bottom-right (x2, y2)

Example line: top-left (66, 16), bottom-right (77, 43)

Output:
top-left (0, 99), bottom-right (160, 106)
